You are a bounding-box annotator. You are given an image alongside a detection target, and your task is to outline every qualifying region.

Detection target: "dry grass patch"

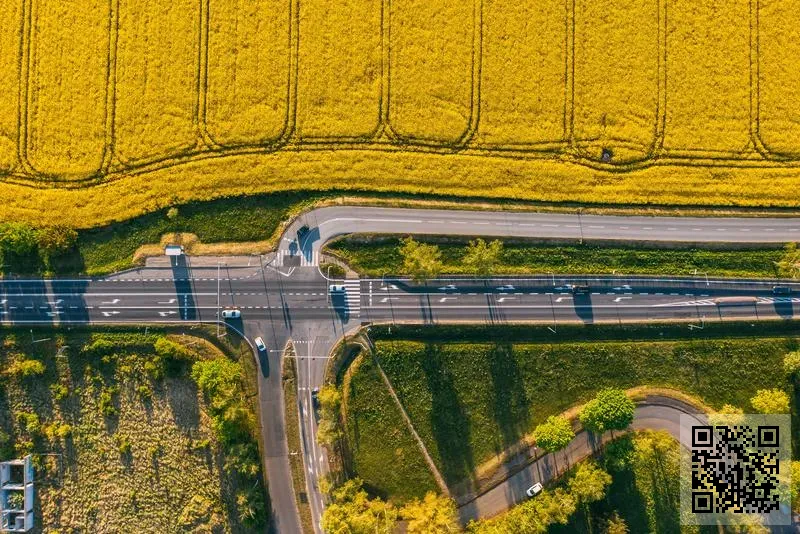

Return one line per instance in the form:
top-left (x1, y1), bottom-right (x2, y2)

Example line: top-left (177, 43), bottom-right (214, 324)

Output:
top-left (114, 0), bottom-right (199, 164)
top-left (206, 0), bottom-right (291, 146)
top-left (296, 0), bottom-right (382, 139)
top-left (131, 232), bottom-right (271, 265)
top-left (0, 329), bottom-right (264, 532)
top-left (662, 0), bottom-right (752, 155)
top-left (757, 0), bottom-right (800, 157)
top-left (27, 0), bottom-right (109, 178)
top-left (573, 0), bottom-right (660, 162)
top-left (388, 0), bottom-right (474, 143)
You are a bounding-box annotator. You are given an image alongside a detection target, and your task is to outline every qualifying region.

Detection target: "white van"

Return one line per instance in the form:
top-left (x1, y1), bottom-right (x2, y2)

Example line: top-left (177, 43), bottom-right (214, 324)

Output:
top-left (329, 285), bottom-right (346, 293)
top-left (221, 309), bottom-right (241, 319)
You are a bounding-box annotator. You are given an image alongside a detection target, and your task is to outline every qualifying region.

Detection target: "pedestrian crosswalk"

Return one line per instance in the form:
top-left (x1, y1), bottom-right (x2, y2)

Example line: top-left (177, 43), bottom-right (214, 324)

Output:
top-left (275, 250), bottom-right (319, 267)
top-left (343, 279), bottom-right (361, 316)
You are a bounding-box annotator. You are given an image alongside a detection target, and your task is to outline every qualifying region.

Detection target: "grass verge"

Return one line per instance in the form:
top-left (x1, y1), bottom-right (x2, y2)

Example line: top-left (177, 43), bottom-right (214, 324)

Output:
top-left (341, 352), bottom-right (439, 502)
top-left (356, 328), bottom-right (795, 492)
top-left (325, 235), bottom-right (786, 278)
top-left (282, 349), bottom-right (315, 534)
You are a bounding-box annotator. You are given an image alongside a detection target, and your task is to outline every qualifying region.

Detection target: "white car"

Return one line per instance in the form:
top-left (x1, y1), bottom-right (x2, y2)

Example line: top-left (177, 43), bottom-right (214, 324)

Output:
top-left (329, 284), bottom-right (346, 293)
top-left (221, 309), bottom-right (241, 319)
top-left (526, 482), bottom-right (543, 498)
top-left (496, 285), bottom-right (515, 291)
top-left (254, 337), bottom-right (266, 352)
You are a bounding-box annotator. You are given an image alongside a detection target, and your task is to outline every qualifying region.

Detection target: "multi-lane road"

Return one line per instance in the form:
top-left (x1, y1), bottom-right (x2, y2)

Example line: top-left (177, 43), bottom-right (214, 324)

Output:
top-left (2, 206), bottom-right (800, 532)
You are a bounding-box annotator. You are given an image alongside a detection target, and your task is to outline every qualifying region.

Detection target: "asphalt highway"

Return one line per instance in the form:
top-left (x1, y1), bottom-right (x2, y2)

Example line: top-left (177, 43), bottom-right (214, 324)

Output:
top-left (3, 205), bottom-right (800, 533)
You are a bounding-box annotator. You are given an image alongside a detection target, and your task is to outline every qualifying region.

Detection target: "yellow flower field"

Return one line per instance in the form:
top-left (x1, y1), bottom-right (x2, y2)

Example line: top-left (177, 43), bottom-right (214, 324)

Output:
top-left (758, 0), bottom-right (800, 157)
top-left (26, 0), bottom-right (109, 178)
top-left (205, 0), bottom-right (292, 146)
top-left (114, 0), bottom-right (199, 165)
top-left (473, 0), bottom-right (566, 148)
top-left (0, 0), bottom-right (21, 173)
top-left (662, 0), bottom-right (752, 156)
top-left (5, 0), bottom-right (800, 225)
top-left (388, 0), bottom-right (474, 143)
top-left (573, 0), bottom-right (660, 162)
top-left (295, 0), bottom-right (382, 140)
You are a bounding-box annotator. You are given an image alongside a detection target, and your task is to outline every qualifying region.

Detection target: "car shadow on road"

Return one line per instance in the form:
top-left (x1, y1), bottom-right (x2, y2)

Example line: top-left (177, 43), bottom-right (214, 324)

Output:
top-left (773, 299), bottom-right (795, 320)
top-left (573, 294), bottom-right (594, 324)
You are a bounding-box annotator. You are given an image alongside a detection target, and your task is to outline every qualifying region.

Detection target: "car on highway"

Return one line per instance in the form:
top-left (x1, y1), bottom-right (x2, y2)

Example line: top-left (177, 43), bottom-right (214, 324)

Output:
top-left (329, 284), bottom-right (346, 293)
top-left (220, 309), bottom-right (241, 319)
top-left (773, 286), bottom-right (792, 295)
top-left (311, 388), bottom-right (320, 408)
top-left (526, 483), bottom-right (543, 498)
top-left (496, 285), bottom-right (515, 291)
top-left (254, 337), bottom-right (266, 352)
top-left (438, 284), bottom-right (458, 291)
top-left (571, 285), bottom-right (590, 294)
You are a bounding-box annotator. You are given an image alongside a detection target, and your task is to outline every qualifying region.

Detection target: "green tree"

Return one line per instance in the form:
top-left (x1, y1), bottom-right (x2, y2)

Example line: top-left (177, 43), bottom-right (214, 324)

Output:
top-left (400, 237), bottom-right (443, 283)
top-left (604, 512), bottom-right (628, 534)
top-left (322, 479), bottom-right (397, 534)
top-left (36, 225), bottom-right (77, 265)
top-left (191, 358), bottom-right (241, 408)
top-left (154, 336), bottom-right (195, 362)
top-left (467, 487), bottom-right (576, 533)
top-left (777, 242), bottom-right (800, 278)
top-left (791, 461), bottom-right (800, 511)
top-left (401, 492), bottom-right (459, 533)
top-left (316, 385), bottom-right (343, 446)
top-left (5, 358), bottom-right (46, 378)
top-left (463, 238), bottom-right (503, 277)
top-left (534, 415), bottom-right (575, 453)
top-left (784, 351), bottom-right (800, 378)
top-left (236, 486), bottom-right (266, 527)
top-left (750, 389), bottom-right (791, 414)
top-left (568, 460), bottom-right (612, 505)
top-left (579, 388), bottom-right (635, 434)
top-left (0, 222), bottom-right (37, 256)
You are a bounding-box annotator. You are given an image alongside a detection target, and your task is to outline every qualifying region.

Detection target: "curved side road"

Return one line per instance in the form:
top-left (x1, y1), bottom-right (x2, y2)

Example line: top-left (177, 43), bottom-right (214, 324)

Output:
top-left (284, 206), bottom-right (800, 262)
top-left (457, 396), bottom-right (704, 523)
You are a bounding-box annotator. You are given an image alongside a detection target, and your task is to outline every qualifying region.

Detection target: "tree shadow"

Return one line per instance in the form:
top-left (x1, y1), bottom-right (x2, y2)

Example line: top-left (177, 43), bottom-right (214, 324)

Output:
top-left (165, 377), bottom-right (200, 433)
top-left (488, 344), bottom-right (529, 454)
top-left (421, 344), bottom-right (474, 487)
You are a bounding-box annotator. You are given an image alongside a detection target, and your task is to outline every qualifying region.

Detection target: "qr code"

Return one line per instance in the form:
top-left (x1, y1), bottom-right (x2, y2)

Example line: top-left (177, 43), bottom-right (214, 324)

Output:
top-left (681, 413), bottom-right (791, 526)
top-left (691, 425), bottom-right (780, 514)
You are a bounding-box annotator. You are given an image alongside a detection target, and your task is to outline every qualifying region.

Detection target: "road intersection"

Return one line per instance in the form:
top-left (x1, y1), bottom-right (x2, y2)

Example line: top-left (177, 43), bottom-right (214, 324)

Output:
top-left (2, 206), bottom-right (800, 532)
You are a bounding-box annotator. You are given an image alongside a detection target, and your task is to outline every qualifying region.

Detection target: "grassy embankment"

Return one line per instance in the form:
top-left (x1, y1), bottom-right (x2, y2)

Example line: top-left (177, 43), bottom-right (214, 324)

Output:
top-left (341, 324), bottom-right (797, 499)
top-left (325, 235), bottom-right (787, 278)
top-left (341, 352), bottom-right (440, 502)
top-left (0, 326), bottom-right (266, 532)
top-left (282, 352), bottom-right (315, 533)
top-left (3, 192), bottom-right (317, 276)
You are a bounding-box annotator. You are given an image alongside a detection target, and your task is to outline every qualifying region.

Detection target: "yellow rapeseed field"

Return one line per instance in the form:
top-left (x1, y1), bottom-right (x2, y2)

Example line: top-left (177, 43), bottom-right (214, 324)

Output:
top-left (205, 0), bottom-right (292, 146)
top-left (0, 0), bottom-right (21, 173)
top-left (6, 0), bottom-right (800, 226)
top-left (114, 0), bottom-right (200, 164)
top-left (26, 0), bottom-right (109, 178)
top-left (757, 0), bottom-right (800, 157)
top-left (662, 0), bottom-right (751, 156)
top-left (473, 0), bottom-right (566, 147)
top-left (573, 0), bottom-right (660, 162)
top-left (388, 0), bottom-right (474, 143)
top-left (295, 0), bottom-right (382, 139)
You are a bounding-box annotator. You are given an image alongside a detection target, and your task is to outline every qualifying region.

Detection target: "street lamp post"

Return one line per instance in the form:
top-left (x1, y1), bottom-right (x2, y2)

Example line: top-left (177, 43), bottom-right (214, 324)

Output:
top-left (578, 207), bottom-right (584, 245)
